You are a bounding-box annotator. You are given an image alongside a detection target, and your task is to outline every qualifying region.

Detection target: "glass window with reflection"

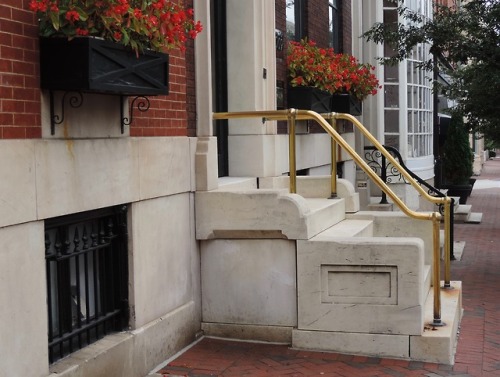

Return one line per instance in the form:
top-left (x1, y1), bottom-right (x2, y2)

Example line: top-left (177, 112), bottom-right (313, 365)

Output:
top-left (286, 0), bottom-right (304, 41)
top-left (329, 0), bottom-right (341, 52)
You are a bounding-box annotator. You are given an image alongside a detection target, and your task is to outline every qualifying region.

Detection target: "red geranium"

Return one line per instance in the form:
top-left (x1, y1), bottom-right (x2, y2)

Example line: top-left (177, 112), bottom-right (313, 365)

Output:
top-left (29, 0), bottom-right (203, 54)
top-left (287, 39), bottom-right (380, 100)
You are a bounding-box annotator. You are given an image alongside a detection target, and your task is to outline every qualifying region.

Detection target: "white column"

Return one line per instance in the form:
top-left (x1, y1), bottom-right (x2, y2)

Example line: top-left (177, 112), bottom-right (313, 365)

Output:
top-left (226, 0), bottom-right (277, 135)
top-left (226, 0), bottom-right (282, 177)
top-left (194, 0), bottom-right (213, 137)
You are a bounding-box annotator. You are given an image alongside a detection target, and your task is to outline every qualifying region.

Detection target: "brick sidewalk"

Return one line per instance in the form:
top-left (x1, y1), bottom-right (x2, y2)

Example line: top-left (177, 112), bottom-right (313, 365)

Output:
top-left (154, 159), bottom-right (500, 377)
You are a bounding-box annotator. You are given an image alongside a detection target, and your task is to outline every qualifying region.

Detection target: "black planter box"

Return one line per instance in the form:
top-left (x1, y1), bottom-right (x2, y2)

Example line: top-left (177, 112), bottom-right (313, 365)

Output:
top-left (40, 37), bottom-right (169, 96)
top-left (287, 86), bottom-right (331, 113)
top-left (331, 93), bottom-right (362, 116)
top-left (443, 184), bottom-right (473, 204)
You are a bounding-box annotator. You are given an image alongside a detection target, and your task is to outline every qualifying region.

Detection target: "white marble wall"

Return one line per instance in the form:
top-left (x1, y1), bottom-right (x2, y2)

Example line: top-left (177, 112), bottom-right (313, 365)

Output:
top-left (130, 194), bottom-right (199, 328)
top-left (0, 222), bottom-right (48, 377)
top-left (0, 136), bottom-right (200, 377)
top-left (297, 237), bottom-right (425, 335)
top-left (201, 239), bottom-right (297, 326)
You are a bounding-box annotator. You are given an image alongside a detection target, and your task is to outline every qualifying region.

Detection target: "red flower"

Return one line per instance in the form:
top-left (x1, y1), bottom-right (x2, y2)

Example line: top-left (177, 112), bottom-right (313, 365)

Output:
top-left (65, 10), bottom-right (80, 23)
top-left (76, 28), bottom-right (89, 36)
top-left (29, 0), bottom-right (48, 12)
top-left (30, 0), bottom-right (203, 54)
top-left (287, 38), bottom-right (380, 100)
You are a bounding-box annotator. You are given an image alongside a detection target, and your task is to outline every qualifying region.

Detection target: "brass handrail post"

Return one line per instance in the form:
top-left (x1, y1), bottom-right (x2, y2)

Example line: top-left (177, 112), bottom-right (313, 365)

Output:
top-left (432, 211), bottom-right (444, 326)
top-left (288, 109), bottom-right (298, 194)
top-left (329, 115), bottom-right (338, 198)
top-left (444, 197), bottom-right (452, 288)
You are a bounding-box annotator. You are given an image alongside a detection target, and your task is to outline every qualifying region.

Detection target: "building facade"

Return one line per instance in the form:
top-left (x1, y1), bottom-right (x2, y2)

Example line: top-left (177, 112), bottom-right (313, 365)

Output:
top-left (0, 1), bottom-right (461, 376)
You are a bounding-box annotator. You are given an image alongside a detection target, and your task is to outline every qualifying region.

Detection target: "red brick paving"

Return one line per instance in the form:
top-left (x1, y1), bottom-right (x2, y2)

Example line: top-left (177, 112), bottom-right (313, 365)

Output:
top-left (157, 159), bottom-right (500, 377)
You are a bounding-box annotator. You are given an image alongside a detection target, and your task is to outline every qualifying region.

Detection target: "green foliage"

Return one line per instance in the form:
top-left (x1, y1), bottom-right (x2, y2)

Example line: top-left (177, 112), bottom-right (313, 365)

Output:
top-left (363, 0), bottom-right (500, 142)
top-left (29, 0), bottom-right (203, 54)
top-left (442, 113), bottom-right (473, 185)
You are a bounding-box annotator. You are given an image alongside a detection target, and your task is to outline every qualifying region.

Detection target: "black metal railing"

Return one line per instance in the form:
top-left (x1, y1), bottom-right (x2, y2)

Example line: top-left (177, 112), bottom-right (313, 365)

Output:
top-left (45, 205), bottom-right (129, 363)
top-left (364, 146), bottom-right (455, 259)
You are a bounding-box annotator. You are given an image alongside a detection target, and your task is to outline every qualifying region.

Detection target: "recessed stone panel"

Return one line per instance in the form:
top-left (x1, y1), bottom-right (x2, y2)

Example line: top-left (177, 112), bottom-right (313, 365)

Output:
top-left (321, 265), bottom-right (397, 305)
top-left (297, 237), bottom-right (424, 335)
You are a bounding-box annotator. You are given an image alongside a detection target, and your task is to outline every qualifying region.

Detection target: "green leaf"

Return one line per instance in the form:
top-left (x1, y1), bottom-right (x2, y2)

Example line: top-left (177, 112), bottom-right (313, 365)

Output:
top-left (74, 7), bottom-right (89, 21)
top-left (49, 12), bottom-right (60, 31)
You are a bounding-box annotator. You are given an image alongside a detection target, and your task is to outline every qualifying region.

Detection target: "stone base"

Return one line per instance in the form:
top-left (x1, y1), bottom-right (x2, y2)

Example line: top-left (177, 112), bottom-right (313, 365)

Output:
top-left (48, 302), bottom-right (199, 377)
top-left (201, 323), bottom-right (292, 344)
top-left (292, 281), bottom-right (462, 365)
top-left (410, 281), bottom-right (462, 365)
top-left (292, 330), bottom-right (409, 359)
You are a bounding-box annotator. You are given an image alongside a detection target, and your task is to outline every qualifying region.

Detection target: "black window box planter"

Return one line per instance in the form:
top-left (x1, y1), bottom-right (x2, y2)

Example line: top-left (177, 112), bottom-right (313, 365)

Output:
top-left (331, 93), bottom-right (362, 116)
top-left (287, 86), bottom-right (331, 114)
top-left (287, 87), bottom-right (362, 116)
top-left (39, 37), bottom-right (169, 96)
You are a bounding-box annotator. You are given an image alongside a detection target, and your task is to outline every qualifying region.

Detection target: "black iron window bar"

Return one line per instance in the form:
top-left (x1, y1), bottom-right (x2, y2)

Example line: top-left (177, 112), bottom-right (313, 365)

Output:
top-left (45, 205), bottom-right (129, 364)
top-left (49, 91), bottom-right (151, 135)
top-left (364, 145), bottom-right (455, 259)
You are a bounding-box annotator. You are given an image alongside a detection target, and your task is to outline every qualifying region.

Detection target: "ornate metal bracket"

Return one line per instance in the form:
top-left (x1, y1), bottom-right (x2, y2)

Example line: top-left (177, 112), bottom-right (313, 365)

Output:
top-left (49, 91), bottom-right (84, 135)
top-left (120, 96), bottom-right (151, 134)
top-left (363, 145), bottom-right (455, 260)
top-left (48, 91), bottom-right (153, 135)
top-left (364, 147), bottom-right (407, 204)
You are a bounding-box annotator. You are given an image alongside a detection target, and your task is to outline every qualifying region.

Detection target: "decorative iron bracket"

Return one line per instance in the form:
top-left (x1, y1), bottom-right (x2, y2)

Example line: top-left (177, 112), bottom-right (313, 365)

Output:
top-left (48, 91), bottom-right (153, 135)
top-left (49, 91), bottom-right (84, 135)
top-left (120, 96), bottom-right (151, 134)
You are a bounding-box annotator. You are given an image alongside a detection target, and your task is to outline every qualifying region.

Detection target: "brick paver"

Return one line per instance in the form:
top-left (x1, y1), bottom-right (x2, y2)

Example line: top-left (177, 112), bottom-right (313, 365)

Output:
top-left (156, 159), bottom-right (500, 377)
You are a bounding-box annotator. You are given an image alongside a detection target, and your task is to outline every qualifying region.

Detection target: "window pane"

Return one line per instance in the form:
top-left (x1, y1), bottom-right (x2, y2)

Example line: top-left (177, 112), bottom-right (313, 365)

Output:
top-left (329, 1), bottom-right (340, 51)
top-left (384, 85), bottom-right (399, 108)
top-left (385, 135), bottom-right (399, 149)
top-left (286, 1), bottom-right (296, 41)
top-left (385, 110), bottom-right (399, 132)
top-left (385, 65), bottom-right (399, 82)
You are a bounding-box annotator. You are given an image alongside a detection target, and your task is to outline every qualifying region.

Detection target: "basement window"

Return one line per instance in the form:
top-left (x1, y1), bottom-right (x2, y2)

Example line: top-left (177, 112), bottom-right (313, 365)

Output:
top-left (44, 205), bottom-right (129, 363)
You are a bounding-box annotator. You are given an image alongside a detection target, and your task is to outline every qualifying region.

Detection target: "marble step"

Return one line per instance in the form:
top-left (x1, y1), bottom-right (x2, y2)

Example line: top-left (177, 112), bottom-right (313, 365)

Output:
top-left (311, 219), bottom-right (374, 239)
top-left (195, 190), bottom-right (346, 240)
top-left (410, 281), bottom-right (462, 364)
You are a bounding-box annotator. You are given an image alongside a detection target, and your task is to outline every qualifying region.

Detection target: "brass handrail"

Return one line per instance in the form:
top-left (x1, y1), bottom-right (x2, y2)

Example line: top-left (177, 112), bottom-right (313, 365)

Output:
top-left (213, 108), bottom-right (449, 326)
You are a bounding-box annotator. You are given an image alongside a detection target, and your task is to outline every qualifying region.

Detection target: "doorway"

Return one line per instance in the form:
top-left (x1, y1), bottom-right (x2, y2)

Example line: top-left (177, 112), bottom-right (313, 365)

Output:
top-left (212, 0), bottom-right (229, 177)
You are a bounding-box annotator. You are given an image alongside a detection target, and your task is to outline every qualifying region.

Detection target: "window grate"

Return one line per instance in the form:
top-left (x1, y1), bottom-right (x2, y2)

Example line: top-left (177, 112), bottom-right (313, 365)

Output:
top-left (45, 205), bottom-right (129, 364)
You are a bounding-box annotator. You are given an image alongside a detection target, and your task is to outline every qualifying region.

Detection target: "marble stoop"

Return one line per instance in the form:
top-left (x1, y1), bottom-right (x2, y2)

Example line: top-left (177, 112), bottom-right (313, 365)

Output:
top-left (294, 236), bottom-right (425, 336)
top-left (453, 204), bottom-right (483, 224)
top-left (195, 181), bottom-right (461, 364)
top-left (259, 176), bottom-right (360, 213)
top-left (195, 189), bottom-right (346, 241)
top-left (293, 232), bottom-right (461, 364)
top-left (196, 188), bottom-right (347, 344)
top-left (410, 281), bottom-right (462, 364)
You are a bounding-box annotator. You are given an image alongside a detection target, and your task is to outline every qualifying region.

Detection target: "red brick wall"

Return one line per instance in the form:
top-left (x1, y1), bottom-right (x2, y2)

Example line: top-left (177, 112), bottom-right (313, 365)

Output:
top-left (0, 0), bottom-right (192, 139)
top-left (111, 0), bottom-right (192, 137)
top-left (130, 50), bottom-right (189, 137)
top-left (342, 1), bottom-right (352, 55)
top-left (0, 1), bottom-right (41, 139)
top-left (305, 0), bottom-right (330, 48)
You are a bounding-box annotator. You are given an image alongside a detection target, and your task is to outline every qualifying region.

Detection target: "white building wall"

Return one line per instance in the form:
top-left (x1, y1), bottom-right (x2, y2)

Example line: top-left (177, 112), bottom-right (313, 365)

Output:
top-left (0, 98), bottom-right (201, 377)
top-left (354, 0), bottom-right (436, 207)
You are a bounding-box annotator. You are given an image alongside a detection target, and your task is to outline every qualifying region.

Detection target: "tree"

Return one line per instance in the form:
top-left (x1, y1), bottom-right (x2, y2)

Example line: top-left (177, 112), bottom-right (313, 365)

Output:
top-left (363, 0), bottom-right (500, 142)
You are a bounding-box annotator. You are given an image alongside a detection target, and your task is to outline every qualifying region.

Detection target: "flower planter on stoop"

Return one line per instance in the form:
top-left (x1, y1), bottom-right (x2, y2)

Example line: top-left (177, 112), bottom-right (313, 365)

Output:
top-left (287, 86), bottom-right (331, 113)
top-left (39, 37), bottom-right (169, 96)
top-left (331, 93), bottom-right (362, 116)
